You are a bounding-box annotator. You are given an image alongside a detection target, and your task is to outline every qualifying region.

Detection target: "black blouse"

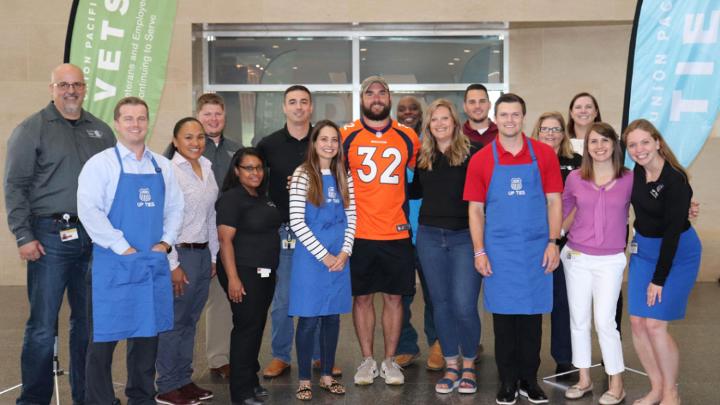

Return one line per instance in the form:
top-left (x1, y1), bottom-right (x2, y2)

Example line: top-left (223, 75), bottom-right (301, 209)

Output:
top-left (559, 153), bottom-right (582, 184)
top-left (631, 161), bottom-right (692, 286)
top-left (409, 145), bottom-right (478, 230)
top-left (216, 185), bottom-right (282, 270)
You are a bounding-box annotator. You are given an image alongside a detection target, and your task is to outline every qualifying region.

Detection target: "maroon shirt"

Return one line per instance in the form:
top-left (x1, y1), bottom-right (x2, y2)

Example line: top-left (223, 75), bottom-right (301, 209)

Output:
top-left (462, 120), bottom-right (498, 148)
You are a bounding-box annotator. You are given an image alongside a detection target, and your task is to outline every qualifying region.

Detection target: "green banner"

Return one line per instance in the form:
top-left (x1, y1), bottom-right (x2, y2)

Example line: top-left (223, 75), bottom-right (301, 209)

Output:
top-left (68, 0), bottom-right (177, 140)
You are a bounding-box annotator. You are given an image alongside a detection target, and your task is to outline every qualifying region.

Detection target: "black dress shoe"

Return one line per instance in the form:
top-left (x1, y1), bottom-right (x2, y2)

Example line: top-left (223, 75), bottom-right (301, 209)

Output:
top-left (555, 362), bottom-right (575, 381)
top-left (254, 384), bottom-right (269, 397)
top-left (496, 383), bottom-right (518, 405)
top-left (518, 380), bottom-right (549, 404)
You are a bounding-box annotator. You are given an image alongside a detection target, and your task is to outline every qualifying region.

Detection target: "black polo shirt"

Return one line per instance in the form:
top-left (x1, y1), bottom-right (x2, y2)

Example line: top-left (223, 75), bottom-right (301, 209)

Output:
top-left (256, 124), bottom-right (312, 222)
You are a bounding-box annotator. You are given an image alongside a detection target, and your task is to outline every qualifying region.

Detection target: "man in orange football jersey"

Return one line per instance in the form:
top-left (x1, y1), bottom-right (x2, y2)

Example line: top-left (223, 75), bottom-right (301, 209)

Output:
top-left (342, 76), bottom-right (420, 386)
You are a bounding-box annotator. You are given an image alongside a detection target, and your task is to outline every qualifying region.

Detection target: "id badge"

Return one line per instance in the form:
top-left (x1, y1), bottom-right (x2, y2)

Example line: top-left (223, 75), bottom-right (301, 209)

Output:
top-left (257, 267), bottom-right (271, 278)
top-left (60, 228), bottom-right (79, 242)
top-left (282, 239), bottom-right (296, 249)
top-left (630, 241), bottom-right (638, 254)
top-left (566, 249), bottom-right (580, 261)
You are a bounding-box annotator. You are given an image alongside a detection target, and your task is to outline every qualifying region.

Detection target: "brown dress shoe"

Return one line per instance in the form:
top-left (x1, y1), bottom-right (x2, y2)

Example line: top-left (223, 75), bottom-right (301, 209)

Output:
top-left (180, 382), bottom-right (213, 400)
top-left (263, 358), bottom-right (290, 378)
top-left (210, 364), bottom-right (230, 378)
top-left (312, 359), bottom-right (343, 377)
top-left (395, 353), bottom-right (419, 367)
top-left (155, 389), bottom-right (200, 405)
top-left (426, 341), bottom-right (446, 371)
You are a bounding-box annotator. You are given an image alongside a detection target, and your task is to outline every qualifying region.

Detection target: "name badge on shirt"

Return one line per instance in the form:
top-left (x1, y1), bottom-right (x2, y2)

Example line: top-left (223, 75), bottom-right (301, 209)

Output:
top-left (282, 239), bottom-right (296, 249)
top-left (257, 267), bottom-right (272, 278)
top-left (630, 241), bottom-right (638, 254)
top-left (60, 228), bottom-right (79, 242)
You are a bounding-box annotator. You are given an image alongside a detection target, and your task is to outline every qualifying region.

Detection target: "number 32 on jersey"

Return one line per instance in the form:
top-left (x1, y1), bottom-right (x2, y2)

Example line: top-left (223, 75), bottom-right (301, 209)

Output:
top-left (355, 146), bottom-right (402, 184)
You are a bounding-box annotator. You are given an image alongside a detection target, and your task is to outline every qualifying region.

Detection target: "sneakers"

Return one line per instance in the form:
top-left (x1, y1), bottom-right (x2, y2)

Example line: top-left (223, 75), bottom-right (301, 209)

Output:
top-left (496, 383), bottom-right (518, 405)
top-left (380, 359), bottom-right (405, 385)
top-left (155, 389), bottom-right (200, 405)
top-left (518, 380), bottom-right (549, 404)
top-left (353, 357), bottom-right (379, 385)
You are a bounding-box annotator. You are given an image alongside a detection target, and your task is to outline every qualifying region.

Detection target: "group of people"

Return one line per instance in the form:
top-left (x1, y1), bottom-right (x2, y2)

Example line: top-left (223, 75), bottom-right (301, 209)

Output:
top-left (3, 63), bottom-right (701, 405)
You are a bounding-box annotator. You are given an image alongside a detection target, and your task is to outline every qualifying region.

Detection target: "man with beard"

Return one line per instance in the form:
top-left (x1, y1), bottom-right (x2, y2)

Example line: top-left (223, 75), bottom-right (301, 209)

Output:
top-left (342, 76), bottom-right (420, 386)
top-left (463, 84), bottom-right (498, 148)
top-left (4, 63), bottom-right (115, 405)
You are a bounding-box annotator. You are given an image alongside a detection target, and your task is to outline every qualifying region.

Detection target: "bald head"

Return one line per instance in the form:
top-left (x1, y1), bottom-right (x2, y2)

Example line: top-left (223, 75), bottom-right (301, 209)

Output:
top-left (49, 64), bottom-right (86, 120)
top-left (396, 96), bottom-right (422, 133)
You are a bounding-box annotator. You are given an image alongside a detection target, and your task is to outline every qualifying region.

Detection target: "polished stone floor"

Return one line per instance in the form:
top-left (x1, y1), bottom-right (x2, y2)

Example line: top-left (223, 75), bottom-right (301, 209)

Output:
top-left (1, 283), bottom-right (718, 404)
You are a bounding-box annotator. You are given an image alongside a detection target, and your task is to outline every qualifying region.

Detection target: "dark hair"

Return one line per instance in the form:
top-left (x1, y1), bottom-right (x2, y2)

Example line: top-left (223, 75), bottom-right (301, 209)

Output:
top-left (300, 120), bottom-right (350, 207)
top-left (196, 93), bottom-right (225, 112)
top-left (464, 83), bottom-right (489, 101)
top-left (221, 147), bottom-right (265, 192)
top-left (580, 122), bottom-right (627, 181)
top-left (166, 117), bottom-right (203, 158)
top-left (567, 92), bottom-right (602, 139)
top-left (494, 93), bottom-right (526, 116)
top-left (113, 96), bottom-right (149, 121)
top-left (284, 85), bottom-right (312, 103)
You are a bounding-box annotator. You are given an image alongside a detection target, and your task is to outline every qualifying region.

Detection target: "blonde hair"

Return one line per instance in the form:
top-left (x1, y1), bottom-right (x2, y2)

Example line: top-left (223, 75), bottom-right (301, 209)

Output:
top-left (417, 99), bottom-right (470, 170)
top-left (530, 111), bottom-right (575, 159)
top-left (622, 119), bottom-right (688, 181)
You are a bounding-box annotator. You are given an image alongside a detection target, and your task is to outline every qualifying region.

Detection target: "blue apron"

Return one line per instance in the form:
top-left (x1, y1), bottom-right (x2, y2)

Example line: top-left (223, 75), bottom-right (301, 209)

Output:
top-left (483, 139), bottom-right (552, 314)
top-left (91, 147), bottom-right (173, 342)
top-left (288, 173), bottom-right (352, 317)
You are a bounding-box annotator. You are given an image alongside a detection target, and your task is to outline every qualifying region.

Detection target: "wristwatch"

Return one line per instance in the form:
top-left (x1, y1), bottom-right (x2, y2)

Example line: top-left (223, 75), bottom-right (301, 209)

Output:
top-left (548, 238), bottom-right (559, 245)
top-left (159, 241), bottom-right (172, 253)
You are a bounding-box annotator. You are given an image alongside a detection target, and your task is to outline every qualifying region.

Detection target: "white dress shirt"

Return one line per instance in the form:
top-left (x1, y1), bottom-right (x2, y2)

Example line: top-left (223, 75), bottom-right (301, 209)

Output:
top-left (167, 153), bottom-right (219, 270)
top-left (77, 142), bottom-right (185, 255)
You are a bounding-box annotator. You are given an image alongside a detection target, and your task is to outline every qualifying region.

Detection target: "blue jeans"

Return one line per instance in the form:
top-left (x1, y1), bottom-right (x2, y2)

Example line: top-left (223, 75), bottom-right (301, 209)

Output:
top-left (18, 217), bottom-right (92, 405)
top-left (295, 315), bottom-right (340, 380)
top-left (416, 225), bottom-right (481, 360)
top-left (270, 225), bottom-right (320, 363)
top-left (156, 247), bottom-right (212, 393)
top-left (397, 256), bottom-right (437, 354)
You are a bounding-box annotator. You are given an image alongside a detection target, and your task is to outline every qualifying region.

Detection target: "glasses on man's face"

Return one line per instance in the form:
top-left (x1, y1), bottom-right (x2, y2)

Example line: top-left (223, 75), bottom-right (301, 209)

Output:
top-left (539, 127), bottom-right (563, 133)
top-left (52, 82), bottom-right (87, 91)
top-left (239, 165), bottom-right (263, 173)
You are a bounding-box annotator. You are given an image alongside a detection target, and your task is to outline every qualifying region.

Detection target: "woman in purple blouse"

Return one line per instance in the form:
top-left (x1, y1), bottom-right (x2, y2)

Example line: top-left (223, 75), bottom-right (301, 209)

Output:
top-left (560, 122), bottom-right (631, 405)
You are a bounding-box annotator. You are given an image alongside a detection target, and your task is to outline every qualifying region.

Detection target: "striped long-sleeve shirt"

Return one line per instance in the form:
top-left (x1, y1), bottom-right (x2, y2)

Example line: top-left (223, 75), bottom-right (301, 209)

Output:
top-left (289, 167), bottom-right (356, 261)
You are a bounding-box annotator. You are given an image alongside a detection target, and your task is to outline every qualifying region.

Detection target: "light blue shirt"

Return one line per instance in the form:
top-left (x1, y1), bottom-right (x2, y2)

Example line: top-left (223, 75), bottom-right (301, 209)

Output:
top-left (77, 142), bottom-right (185, 254)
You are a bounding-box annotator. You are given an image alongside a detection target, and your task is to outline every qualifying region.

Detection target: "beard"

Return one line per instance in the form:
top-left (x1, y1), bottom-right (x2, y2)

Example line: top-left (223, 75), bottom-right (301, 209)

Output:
top-left (362, 102), bottom-right (391, 121)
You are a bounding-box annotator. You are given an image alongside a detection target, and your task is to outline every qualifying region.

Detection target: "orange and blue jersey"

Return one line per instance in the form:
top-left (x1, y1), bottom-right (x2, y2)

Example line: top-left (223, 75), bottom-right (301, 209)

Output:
top-left (341, 118), bottom-right (420, 240)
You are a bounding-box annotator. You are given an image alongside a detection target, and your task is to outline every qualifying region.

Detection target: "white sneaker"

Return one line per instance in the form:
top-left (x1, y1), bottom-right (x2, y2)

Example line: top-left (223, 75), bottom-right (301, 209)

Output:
top-left (354, 357), bottom-right (378, 385)
top-left (380, 359), bottom-right (405, 385)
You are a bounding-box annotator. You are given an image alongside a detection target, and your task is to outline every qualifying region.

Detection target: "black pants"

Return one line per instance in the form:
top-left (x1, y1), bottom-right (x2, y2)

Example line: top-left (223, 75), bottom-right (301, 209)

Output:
top-left (493, 314), bottom-right (542, 385)
top-left (218, 264), bottom-right (275, 401)
top-left (85, 272), bottom-right (158, 405)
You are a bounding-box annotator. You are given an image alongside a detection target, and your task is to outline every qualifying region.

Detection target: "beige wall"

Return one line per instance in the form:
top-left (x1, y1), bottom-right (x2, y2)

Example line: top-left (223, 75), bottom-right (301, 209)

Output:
top-left (1, 1), bottom-right (717, 284)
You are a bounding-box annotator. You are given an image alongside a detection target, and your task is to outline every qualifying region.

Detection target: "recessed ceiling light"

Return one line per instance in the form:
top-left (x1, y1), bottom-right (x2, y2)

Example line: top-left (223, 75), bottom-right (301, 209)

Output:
top-left (453, 57), bottom-right (460, 61)
top-left (292, 66), bottom-right (298, 70)
top-left (463, 49), bottom-right (471, 53)
top-left (272, 44), bottom-right (279, 49)
top-left (360, 48), bottom-right (367, 52)
top-left (448, 62), bottom-right (455, 66)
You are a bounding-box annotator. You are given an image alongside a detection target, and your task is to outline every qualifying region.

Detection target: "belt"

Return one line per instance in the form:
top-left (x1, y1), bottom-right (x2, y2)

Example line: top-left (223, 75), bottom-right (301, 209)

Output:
top-left (48, 213), bottom-right (80, 223)
top-left (176, 242), bottom-right (209, 250)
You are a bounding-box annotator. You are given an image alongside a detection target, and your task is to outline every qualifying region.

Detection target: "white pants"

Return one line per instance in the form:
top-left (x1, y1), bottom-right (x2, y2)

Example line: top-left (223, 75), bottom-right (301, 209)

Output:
top-left (561, 245), bottom-right (626, 375)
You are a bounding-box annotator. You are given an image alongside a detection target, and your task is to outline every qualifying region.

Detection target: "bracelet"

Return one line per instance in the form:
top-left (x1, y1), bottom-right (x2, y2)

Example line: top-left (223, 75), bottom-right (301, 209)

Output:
top-left (474, 249), bottom-right (486, 257)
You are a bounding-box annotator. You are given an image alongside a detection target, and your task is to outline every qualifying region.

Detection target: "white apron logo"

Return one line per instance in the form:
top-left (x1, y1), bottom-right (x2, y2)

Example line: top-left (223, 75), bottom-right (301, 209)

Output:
top-left (326, 186), bottom-right (340, 204)
top-left (137, 187), bottom-right (156, 207)
top-left (508, 177), bottom-right (526, 196)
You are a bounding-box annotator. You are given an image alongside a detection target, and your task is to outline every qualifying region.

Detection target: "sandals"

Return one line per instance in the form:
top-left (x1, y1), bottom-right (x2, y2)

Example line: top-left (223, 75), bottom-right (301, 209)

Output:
top-left (296, 384), bottom-right (312, 401)
top-left (435, 367), bottom-right (461, 394)
top-left (318, 378), bottom-right (346, 395)
top-left (458, 368), bottom-right (478, 394)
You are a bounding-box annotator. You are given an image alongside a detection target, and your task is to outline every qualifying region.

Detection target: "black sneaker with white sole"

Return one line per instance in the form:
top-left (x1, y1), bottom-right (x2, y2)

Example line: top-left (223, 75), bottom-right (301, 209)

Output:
top-left (518, 380), bottom-right (549, 404)
top-left (496, 383), bottom-right (518, 405)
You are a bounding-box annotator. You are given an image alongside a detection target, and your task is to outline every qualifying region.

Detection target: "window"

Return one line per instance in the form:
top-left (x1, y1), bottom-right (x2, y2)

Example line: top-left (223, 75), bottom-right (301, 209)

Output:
top-left (199, 24), bottom-right (508, 146)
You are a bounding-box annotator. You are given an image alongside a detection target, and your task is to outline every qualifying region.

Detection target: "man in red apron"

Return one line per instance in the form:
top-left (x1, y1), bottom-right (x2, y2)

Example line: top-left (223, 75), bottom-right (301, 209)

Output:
top-left (464, 93), bottom-right (563, 405)
top-left (77, 97), bottom-right (185, 404)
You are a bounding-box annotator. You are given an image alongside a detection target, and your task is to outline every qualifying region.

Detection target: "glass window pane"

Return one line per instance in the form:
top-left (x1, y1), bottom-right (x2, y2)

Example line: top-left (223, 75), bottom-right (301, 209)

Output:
top-left (360, 36), bottom-right (503, 84)
top-left (209, 37), bottom-right (352, 84)
top-left (218, 91), bottom-right (352, 146)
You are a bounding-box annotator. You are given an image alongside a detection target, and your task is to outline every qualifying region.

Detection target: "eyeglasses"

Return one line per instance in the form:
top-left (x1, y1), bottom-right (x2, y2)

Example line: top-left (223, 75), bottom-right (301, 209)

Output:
top-left (239, 165), bottom-right (263, 173)
top-left (52, 82), bottom-right (87, 91)
top-left (539, 127), bottom-right (563, 133)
